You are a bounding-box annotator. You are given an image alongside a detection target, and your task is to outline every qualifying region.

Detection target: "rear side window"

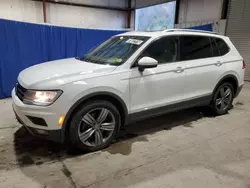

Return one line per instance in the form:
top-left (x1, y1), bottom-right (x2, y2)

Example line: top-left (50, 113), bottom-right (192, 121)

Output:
top-left (180, 36), bottom-right (213, 61)
top-left (214, 38), bottom-right (230, 56)
top-left (210, 37), bottom-right (220, 57)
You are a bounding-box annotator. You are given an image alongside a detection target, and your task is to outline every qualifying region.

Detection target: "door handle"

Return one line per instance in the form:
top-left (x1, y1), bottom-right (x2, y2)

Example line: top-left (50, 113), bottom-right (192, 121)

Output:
top-left (215, 61), bottom-right (222, 67)
top-left (174, 67), bottom-right (184, 73)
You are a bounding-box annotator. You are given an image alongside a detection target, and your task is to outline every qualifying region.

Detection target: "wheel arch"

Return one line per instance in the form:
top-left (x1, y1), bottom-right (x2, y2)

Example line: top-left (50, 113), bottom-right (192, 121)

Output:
top-left (60, 91), bottom-right (128, 143)
top-left (213, 74), bottom-right (239, 97)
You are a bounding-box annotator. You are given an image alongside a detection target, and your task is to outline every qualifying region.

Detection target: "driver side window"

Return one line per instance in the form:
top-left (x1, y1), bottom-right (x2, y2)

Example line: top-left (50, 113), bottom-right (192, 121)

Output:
top-left (141, 36), bottom-right (178, 64)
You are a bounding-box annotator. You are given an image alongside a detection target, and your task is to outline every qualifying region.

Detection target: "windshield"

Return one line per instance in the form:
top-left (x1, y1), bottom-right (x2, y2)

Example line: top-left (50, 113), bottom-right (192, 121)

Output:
top-left (80, 36), bottom-right (149, 66)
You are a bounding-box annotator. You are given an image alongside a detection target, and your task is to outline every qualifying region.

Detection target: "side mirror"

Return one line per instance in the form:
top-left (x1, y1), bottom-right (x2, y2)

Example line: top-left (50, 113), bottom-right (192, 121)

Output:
top-left (138, 57), bottom-right (158, 72)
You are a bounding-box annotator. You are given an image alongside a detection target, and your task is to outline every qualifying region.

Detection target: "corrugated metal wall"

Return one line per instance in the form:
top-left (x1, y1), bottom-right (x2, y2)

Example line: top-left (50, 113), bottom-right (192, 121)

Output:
top-left (226, 0), bottom-right (250, 81)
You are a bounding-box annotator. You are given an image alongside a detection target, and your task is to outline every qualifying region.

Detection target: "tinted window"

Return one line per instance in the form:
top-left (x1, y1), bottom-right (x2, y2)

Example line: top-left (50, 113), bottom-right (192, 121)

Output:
top-left (215, 38), bottom-right (229, 55)
top-left (180, 36), bottom-right (212, 61)
top-left (141, 37), bottom-right (178, 64)
top-left (210, 37), bottom-right (220, 57)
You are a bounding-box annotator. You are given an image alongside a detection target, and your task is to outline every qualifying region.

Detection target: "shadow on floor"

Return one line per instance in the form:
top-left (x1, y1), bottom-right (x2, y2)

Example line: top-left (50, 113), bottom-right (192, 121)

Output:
top-left (13, 106), bottom-right (215, 166)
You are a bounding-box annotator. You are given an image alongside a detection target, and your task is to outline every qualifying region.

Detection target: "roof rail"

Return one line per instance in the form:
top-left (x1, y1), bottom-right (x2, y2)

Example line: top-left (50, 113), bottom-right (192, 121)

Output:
top-left (162, 29), bottom-right (218, 35)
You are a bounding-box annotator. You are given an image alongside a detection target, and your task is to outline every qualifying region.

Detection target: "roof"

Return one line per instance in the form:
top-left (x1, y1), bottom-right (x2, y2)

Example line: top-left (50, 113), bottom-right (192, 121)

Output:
top-left (118, 29), bottom-right (225, 39)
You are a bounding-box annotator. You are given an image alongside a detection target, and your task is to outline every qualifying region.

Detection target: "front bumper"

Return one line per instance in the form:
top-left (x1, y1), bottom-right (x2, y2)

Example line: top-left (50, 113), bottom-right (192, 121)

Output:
top-left (12, 89), bottom-right (64, 143)
top-left (14, 109), bottom-right (62, 142)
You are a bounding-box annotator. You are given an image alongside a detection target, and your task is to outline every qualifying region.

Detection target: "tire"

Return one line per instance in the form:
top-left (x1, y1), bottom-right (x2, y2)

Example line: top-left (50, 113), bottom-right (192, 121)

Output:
top-left (69, 100), bottom-right (121, 152)
top-left (211, 82), bottom-right (234, 115)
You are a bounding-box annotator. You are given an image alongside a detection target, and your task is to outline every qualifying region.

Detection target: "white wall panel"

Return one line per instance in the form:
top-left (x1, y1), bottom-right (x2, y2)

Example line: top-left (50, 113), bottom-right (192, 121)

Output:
top-left (0, 0), bottom-right (44, 23)
top-left (0, 0), bottom-right (127, 29)
top-left (55, 0), bottom-right (127, 8)
top-left (47, 3), bottom-right (126, 28)
top-left (178, 0), bottom-right (223, 23)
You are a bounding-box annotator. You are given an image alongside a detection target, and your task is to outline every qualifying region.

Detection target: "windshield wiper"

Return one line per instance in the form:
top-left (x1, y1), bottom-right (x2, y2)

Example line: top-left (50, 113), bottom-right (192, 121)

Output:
top-left (79, 57), bottom-right (91, 62)
top-left (79, 57), bottom-right (102, 64)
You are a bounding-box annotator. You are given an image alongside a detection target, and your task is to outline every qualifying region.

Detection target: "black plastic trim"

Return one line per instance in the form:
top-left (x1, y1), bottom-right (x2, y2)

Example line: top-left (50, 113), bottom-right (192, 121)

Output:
top-left (16, 83), bottom-right (27, 101)
top-left (26, 116), bottom-right (48, 127)
top-left (235, 85), bottom-right (243, 98)
top-left (25, 126), bottom-right (62, 143)
top-left (127, 95), bottom-right (212, 123)
top-left (212, 75), bottom-right (239, 98)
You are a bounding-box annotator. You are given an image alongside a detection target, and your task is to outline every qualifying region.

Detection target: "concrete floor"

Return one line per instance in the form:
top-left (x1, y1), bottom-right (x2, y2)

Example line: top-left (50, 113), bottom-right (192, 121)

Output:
top-left (1, 84), bottom-right (250, 188)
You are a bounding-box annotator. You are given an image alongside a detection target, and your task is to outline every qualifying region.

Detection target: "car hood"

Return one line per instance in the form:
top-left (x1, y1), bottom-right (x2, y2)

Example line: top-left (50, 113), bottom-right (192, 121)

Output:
top-left (18, 58), bottom-right (117, 89)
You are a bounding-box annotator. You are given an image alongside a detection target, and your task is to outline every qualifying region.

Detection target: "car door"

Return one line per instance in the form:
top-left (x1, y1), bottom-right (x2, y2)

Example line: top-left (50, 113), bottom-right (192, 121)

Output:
top-left (179, 35), bottom-right (226, 100)
top-left (129, 36), bottom-right (187, 115)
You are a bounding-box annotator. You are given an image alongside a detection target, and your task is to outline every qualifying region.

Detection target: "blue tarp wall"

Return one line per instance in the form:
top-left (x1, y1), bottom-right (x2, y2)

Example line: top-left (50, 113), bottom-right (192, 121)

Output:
top-left (0, 19), bottom-right (212, 99)
top-left (188, 24), bottom-right (213, 31)
top-left (0, 19), bottom-right (126, 99)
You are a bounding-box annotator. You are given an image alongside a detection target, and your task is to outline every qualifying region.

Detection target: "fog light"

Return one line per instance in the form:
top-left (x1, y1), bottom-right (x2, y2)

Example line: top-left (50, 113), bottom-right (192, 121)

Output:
top-left (58, 115), bottom-right (65, 126)
top-left (36, 129), bottom-right (48, 135)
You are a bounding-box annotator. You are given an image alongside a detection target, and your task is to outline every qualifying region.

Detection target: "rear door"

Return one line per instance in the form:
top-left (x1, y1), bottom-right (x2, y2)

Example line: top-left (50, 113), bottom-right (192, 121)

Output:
top-left (180, 35), bottom-right (226, 100)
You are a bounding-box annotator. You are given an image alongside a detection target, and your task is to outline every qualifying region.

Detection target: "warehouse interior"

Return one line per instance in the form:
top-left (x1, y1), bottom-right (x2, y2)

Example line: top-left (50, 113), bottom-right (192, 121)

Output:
top-left (1, 0), bottom-right (250, 187)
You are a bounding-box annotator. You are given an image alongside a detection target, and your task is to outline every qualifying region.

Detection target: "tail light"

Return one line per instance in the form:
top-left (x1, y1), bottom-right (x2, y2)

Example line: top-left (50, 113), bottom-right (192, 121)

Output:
top-left (243, 60), bottom-right (246, 69)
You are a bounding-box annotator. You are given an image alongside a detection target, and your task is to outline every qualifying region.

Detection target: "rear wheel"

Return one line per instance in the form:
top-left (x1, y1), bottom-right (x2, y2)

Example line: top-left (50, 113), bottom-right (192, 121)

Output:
top-left (69, 100), bottom-right (121, 152)
top-left (211, 82), bottom-right (234, 115)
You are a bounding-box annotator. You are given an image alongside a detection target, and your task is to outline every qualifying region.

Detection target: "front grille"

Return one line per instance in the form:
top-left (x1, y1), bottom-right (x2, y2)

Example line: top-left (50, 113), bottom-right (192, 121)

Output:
top-left (16, 83), bottom-right (27, 101)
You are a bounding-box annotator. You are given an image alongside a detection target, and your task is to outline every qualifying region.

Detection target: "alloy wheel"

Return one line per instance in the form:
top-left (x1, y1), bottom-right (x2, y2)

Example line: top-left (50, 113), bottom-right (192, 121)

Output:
top-left (215, 85), bottom-right (232, 111)
top-left (78, 108), bottom-right (115, 147)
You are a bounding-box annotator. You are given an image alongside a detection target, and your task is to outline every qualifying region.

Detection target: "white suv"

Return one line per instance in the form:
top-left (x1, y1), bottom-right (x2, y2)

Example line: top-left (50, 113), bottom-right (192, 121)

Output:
top-left (12, 29), bottom-right (245, 152)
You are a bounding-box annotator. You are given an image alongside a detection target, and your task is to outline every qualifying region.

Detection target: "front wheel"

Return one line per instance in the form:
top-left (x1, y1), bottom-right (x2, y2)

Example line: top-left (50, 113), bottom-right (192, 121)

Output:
top-left (211, 82), bottom-right (234, 115)
top-left (69, 100), bottom-right (121, 152)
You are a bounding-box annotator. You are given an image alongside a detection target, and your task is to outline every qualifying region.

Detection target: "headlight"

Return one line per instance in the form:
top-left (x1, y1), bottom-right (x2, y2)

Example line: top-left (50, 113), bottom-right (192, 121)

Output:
top-left (23, 90), bottom-right (62, 106)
